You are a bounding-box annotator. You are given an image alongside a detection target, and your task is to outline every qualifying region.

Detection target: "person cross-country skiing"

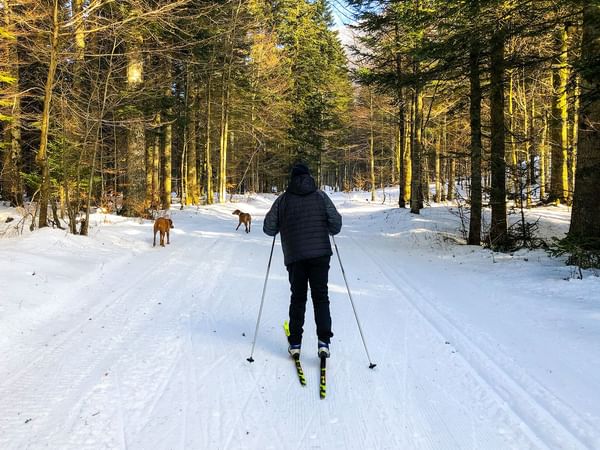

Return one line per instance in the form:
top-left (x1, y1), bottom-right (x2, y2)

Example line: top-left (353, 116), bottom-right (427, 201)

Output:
top-left (263, 162), bottom-right (342, 359)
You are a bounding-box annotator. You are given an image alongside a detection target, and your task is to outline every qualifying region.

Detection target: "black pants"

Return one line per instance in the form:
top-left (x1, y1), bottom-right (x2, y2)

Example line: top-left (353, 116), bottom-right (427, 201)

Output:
top-left (286, 255), bottom-right (333, 346)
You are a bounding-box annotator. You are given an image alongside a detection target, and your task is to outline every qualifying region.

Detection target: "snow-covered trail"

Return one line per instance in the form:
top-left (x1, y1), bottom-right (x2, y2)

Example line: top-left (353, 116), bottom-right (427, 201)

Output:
top-left (1, 197), bottom-right (599, 449)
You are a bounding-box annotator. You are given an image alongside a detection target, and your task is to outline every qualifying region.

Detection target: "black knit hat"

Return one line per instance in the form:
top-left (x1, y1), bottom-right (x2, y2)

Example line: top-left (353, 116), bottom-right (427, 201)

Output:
top-left (291, 163), bottom-right (310, 177)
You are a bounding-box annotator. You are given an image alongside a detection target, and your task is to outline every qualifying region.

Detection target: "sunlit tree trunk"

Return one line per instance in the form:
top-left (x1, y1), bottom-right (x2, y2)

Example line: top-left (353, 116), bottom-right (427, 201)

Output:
top-left (79, 0), bottom-right (104, 236)
top-left (447, 157), bottom-right (455, 201)
top-left (403, 95), bottom-right (412, 205)
top-left (122, 29), bottom-right (146, 217)
top-left (507, 69), bottom-right (517, 196)
top-left (1, 0), bottom-right (23, 207)
top-left (162, 71), bottom-right (173, 210)
top-left (569, 75), bottom-right (580, 204)
top-left (422, 151), bottom-right (429, 203)
top-left (550, 25), bottom-right (569, 205)
top-left (72, 0), bottom-right (85, 162)
top-left (145, 120), bottom-right (160, 209)
top-left (73, 0), bottom-right (90, 236)
top-left (187, 73), bottom-right (199, 205)
top-left (523, 77), bottom-right (532, 208)
top-left (395, 22), bottom-right (407, 208)
top-left (434, 135), bottom-right (441, 203)
top-left (37, 0), bottom-right (60, 228)
top-left (153, 133), bottom-right (160, 208)
top-left (410, 85), bottom-right (423, 214)
top-left (395, 119), bottom-right (403, 197)
top-left (369, 90), bottom-right (376, 201)
top-left (569, 3), bottom-right (600, 239)
top-left (539, 110), bottom-right (548, 200)
top-left (394, 122), bottom-right (400, 185)
top-left (218, 81), bottom-right (229, 203)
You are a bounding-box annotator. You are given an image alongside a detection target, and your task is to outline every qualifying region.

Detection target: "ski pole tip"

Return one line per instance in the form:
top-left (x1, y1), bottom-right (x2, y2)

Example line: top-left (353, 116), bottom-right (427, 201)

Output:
top-left (369, 363), bottom-right (377, 369)
top-left (247, 357), bottom-right (254, 363)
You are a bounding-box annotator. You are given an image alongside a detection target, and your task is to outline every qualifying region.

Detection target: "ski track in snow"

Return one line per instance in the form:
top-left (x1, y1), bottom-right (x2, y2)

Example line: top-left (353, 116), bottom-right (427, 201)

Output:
top-left (1, 198), bottom-right (599, 449)
top-left (347, 234), bottom-right (597, 449)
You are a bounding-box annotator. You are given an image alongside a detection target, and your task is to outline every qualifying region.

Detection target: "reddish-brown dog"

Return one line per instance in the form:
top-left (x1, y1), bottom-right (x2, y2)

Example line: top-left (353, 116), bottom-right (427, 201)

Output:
top-left (232, 209), bottom-right (251, 233)
top-left (153, 217), bottom-right (174, 247)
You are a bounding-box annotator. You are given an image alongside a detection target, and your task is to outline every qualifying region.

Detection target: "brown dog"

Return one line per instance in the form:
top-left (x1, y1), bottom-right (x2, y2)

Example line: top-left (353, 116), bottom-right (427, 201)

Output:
top-left (153, 217), bottom-right (174, 247)
top-left (232, 209), bottom-right (251, 233)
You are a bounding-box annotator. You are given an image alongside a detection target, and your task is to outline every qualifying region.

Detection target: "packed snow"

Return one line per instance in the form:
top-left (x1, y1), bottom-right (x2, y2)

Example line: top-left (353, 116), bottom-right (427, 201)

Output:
top-left (1, 191), bottom-right (599, 449)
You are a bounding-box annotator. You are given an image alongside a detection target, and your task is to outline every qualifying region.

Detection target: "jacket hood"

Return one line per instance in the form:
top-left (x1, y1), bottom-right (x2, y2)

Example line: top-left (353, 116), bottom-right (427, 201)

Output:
top-left (287, 173), bottom-right (317, 196)
top-left (290, 163), bottom-right (310, 177)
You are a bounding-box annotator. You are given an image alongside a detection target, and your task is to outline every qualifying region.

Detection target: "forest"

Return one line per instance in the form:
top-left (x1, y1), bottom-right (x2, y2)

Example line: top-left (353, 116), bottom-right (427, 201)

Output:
top-left (0, 0), bottom-right (598, 261)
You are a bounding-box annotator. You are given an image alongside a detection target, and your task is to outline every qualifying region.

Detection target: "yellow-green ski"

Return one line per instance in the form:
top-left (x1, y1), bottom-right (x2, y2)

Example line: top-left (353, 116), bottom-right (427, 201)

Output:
top-left (284, 321), bottom-right (306, 386)
top-left (320, 355), bottom-right (327, 399)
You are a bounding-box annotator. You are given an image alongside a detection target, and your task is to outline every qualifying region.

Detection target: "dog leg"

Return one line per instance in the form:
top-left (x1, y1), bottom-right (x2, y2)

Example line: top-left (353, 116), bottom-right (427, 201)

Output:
top-left (153, 230), bottom-right (157, 247)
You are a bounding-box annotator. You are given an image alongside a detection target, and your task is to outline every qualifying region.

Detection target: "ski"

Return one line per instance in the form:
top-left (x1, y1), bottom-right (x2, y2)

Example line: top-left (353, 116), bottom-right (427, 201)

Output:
top-left (319, 355), bottom-right (327, 399)
top-left (292, 354), bottom-right (307, 386)
top-left (284, 321), bottom-right (306, 386)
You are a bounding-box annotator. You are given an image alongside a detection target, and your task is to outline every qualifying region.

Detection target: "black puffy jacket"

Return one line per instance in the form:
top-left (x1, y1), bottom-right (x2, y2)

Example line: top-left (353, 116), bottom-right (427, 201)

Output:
top-left (263, 174), bottom-right (342, 266)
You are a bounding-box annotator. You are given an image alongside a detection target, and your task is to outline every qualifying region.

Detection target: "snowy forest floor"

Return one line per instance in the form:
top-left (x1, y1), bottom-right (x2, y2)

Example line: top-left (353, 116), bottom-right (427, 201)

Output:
top-left (1, 190), bottom-right (599, 450)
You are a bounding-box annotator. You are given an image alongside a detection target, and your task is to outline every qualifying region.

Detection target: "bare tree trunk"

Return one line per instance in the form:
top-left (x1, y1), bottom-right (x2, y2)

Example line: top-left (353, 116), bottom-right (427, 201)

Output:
top-left (37, 0), bottom-right (60, 228)
top-left (468, 34), bottom-right (483, 245)
top-left (216, 0), bottom-right (242, 203)
top-left (369, 90), bottom-right (376, 201)
top-left (162, 74), bottom-right (173, 210)
top-left (529, 90), bottom-right (537, 192)
top-left (522, 74), bottom-right (532, 209)
top-left (447, 157), bottom-right (456, 201)
top-left (395, 24), bottom-right (407, 208)
top-left (539, 109), bottom-right (548, 200)
top-left (71, 0), bottom-right (85, 198)
top-left (218, 82), bottom-right (229, 203)
top-left (122, 31), bottom-right (146, 217)
top-left (187, 72), bottom-right (199, 205)
top-left (205, 73), bottom-right (214, 204)
top-left (154, 133), bottom-right (160, 207)
top-left (145, 128), bottom-right (154, 207)
top-left (569, 75), bottom-right (580, 204)
top-left (393, 122), bottom-right (400, 185)
top-left (1, 0), bottom-right (23, 207)
top-left (403, 98), bottom-right (412, 205)
top-left (489, 28), bottom-right (507, 246)
top-left (396, 119), bottom-right (405, 205)
top-left (434, 135), bottom-right (441, 203)
top-left (82, 36), bottom-right (118, 236)
top-left (550, 25), bottom-right (569, 205)
top-left (410, 84), bottom-right (423, 214)
top-left (507, 69), bottom-right (517, 196)
top-left (440, 158), bottom-right (447, 201)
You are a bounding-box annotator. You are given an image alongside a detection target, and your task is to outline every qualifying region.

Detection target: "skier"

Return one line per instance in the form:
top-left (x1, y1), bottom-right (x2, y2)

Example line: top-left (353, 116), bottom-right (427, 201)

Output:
top-left (263, 162), bottom-right (342, 359)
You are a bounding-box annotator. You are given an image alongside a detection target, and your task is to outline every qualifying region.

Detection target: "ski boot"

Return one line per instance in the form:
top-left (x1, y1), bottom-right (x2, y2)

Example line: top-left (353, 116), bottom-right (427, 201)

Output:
top-left (288, 343), bottom-right (301, 358)
top-left (318, 340), bottom-right (330, 358)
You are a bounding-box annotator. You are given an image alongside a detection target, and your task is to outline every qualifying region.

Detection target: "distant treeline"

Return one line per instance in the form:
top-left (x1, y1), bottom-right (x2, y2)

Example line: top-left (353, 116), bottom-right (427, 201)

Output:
top-left (0, 1), bottom-right (598, 253)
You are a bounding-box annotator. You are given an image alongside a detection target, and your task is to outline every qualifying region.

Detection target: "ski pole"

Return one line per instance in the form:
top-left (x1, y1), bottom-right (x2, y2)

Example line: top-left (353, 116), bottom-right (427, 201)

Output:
top-left (332, 235), bottom-right (377, 369)
top-left (247, 235), bottom-right (276, 363)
